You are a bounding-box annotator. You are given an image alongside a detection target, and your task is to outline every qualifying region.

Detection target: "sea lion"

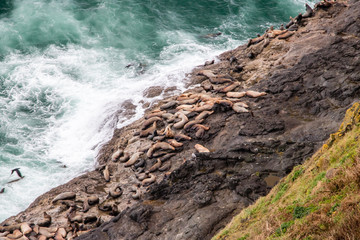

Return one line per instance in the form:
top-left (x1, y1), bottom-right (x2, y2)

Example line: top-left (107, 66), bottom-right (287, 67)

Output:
top-left (111, 149), bottom-right (123, 162)
top-left (302, 4), bottom-right (313, 18)
top-left (174, 133), bottom-right (192, 141)
top-left (0, 231), bottom-right (9, 237)
top-left (176, 104), bottom-right (195, 111)
top-left (247, 34), bottom-right (265, 47)
top-left (152, 151), bottom-right (168, 158)
top-left (262, 34), bottom-right (270, 48)
top-left (204, 60), bottom-right (214, 66)
top-left (98, 202), bottom-right (112, 212)
top-left (279, 24), bottom-right (285, 30)
top-left (38, 212), bottom-right (52, 227)
top-left (140, 121), bottom-right (157, 137)
top-left (161, 113), bottom-right (175, 122)
top-left (286, 17), bottom-right (294, 29)
top-left (184, 119), bottom-right (204, 131)
top-left (278, 31), bottom-right (294, 39)
top-left (179, 97), bottom-right (198, 105)
top-left (288, 24), bottom-right (298, 31)
top-left (103, 165), bottom-right (110, 182)
top-left (145, 110), bottom-right (166, 119)
top-left (20, 223), bottom-right (32, 235)
top-left (88, 196), bottom-right (99, 205)
top-left (134, 158), bottom-right (146, 168)
top-left (195, 110), bottom-right (214, 121)
top-left (218, 82), bottom-right (241, 93)
top-left (167, 139), bottom-right (183, 148)
top-left (57, 228), bottom-right (67, 238)
top-left (159, 161), bottom-right (171, 172)
top-left (160, 101), bottom-right (178, 110)
top-left (193, 103), bottom-right (214, 112)
top-left (83, 215), bottom-right (97, 224)
top-left (142, 174), bottom-right (156, 186)
top-left (232, 102), bottom-right (248, 108)
top-left (7, 229), bottom-right (23, 239)
top-left (136, 172), bottom-right (148, 181)
top-left (215, 99), bottom-right (233, 108)
top-left (0, 224), bottom-right (21, 233)
top-left (194, 144), bottom-right (210, 153)
top-left (209, 77), bottom-right (233, 84)
top-left (109, 185), bottom-right (123, 198)
top-left (195, 128), bottom-right (206, 138)
top-left (152, 135), bottom-right (166, 141)
top-left (148, 159), bottom-right (162, 172)
top-left (202, 32), bottom-right (222, 38)
top-left (147, 142), bottom-right (175, 158)
top-left (176, 93), bottom-right (193, 101)
top-left (142, 117), bottom-right (162, 130)
top-left (233, 104), bottom-right (249, 113)
top-left (229, 56), bottom-right (237, 65)
top-left (294, 13), bottom-right (303, 24)
top-left (246, 90), bottom-right (267, 98)
top-left (192, 124), bottom-right (210, 131)
top-left (52, 192), bottom-right (76, 203)
top-left (131, 188), bottom-right (141, 199)
top-left (173, 112), bottom-right (189, 129)
top-left (198, 70), bottom-right (216, 78)
top-left (81, 199), bottom-right (91, 212)
top-left (119, 152), bottom-right (130, 162)
top-left (124, 152), bottom-right (143, 167)
top-left (226, 91), bottom-right (246, 98)
top-left (159, 153), bottom-right (176, 162)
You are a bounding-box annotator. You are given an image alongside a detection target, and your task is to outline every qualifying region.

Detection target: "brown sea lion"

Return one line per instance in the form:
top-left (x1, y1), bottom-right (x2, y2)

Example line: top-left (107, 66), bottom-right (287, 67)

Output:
top-left (142, 174), bottom-right (156, 186)
top-left (145, 110), bottom-right (166, 119)
top-left (173, 112), bottom-right (189, 129)
top-left (167, 139), bottom-right (183, 148)
top-left (302, 4), bottom-right (314, 18)
top-left (174, 133), bottom-right (192, 141)
top-left (148, 159), bottom-right (162, 172)
top-left (38, 212), bottom-right (52, 227)
top-left (52, 192), bottom-right (76, 203)
top-left (109, 185), bottom-right (123, 198)
top-left (140, 121), bottom-right (157, 137)
top-left (103, 165), bottom-right (110, 182)
top-left (124, 152), bottom-right (143, 167)
top-left (142, 117), bottom-right (162, 130)
top-left (194, 144), bottom-right (210, 153)
top-left (195, 110), bottom-right (214, 121)
top-left (226, 91), bottom-right (246, 98)
top-left (246, 90), bottom-right (267, 98)
top-left (111, 149), bottom-right (123, 162)
top-left (147, 142), bottom-right (175, 158)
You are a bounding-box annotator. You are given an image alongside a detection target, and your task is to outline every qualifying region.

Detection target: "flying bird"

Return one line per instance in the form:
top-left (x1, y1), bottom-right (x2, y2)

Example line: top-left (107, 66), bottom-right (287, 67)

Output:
top-left (11, 168), bottom-right (24, 178)
top-left (0, 188), bottom-right (4, 194)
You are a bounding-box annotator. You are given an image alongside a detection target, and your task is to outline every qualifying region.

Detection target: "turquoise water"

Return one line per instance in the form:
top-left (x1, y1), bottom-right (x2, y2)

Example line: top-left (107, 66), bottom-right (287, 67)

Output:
top-left (0, 0), bottom-right (314, 221)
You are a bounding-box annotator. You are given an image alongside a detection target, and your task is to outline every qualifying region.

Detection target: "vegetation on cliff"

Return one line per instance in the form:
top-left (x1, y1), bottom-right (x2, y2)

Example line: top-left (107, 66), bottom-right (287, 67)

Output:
top-left (213, 102), bottom-right (360, 239)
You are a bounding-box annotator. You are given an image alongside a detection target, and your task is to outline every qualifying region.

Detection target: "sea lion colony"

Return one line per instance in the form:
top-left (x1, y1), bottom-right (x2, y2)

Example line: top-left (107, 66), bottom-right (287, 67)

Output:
top-left (0, 2), bottom-right (338, 239)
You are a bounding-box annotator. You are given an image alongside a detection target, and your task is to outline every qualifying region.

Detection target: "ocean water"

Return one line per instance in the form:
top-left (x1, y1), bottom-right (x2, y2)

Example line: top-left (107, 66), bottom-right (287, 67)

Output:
top-left (0, 0), bottom-right (314, 221)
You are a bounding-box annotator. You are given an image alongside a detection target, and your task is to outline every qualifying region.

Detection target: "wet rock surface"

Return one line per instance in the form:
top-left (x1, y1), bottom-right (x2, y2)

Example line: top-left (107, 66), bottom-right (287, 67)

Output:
top-left (1, 1), bottom-right (360, 240)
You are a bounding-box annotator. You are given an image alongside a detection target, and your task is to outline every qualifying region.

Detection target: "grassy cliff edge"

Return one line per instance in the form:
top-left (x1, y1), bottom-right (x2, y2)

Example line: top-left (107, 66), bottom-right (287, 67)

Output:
top-left (213, 102), bottom-right (360, 240)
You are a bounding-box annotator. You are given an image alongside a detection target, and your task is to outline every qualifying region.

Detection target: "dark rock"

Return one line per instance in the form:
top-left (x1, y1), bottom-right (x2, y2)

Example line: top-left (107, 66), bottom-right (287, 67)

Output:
top-left (143, 86), bottom-right (164, 98)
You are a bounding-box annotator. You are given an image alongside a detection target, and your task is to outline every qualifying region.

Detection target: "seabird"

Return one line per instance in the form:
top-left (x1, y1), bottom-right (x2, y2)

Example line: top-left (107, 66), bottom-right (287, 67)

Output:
top-left (0, 188), bottom-right (4, 194)
top-left (11, 168), bottom-right (24, 178)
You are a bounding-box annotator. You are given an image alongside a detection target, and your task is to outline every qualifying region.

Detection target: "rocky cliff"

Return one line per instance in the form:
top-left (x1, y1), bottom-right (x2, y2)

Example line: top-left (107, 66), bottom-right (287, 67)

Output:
top-left (1, 0), bottom-right (360, 239)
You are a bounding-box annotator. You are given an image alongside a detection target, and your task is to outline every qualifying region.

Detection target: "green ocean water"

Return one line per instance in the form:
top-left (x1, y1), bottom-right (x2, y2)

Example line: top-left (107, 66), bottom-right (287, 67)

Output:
top-left (0, 0), bottom-right (314, 221)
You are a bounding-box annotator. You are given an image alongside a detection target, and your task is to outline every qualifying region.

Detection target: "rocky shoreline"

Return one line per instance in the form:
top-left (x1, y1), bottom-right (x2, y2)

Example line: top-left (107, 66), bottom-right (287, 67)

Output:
top-left (1, 0), bottom-right (360, 239)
